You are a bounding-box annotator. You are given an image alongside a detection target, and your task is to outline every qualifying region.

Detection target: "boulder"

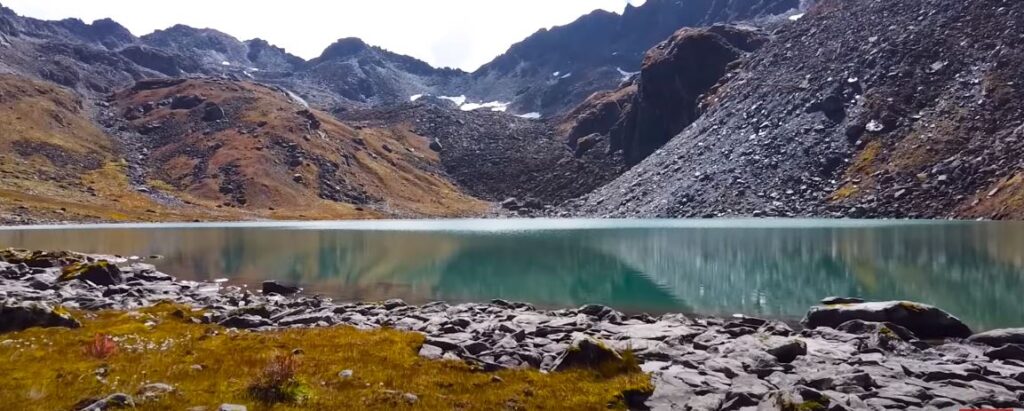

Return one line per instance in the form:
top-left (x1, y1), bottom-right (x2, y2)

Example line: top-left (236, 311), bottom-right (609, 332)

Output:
top-left (170, 95), bottom-right (205, 110)
top-left (59, 261), bottom-right (123, 286)
top-left (552, 337), bottom-right (636, 376)
top-left (801, 301), bottom-right (972, 339)
top-left (219, 314), bottom-right (272, 329)
top-left (766, 339), bottom-right (807, 363)
top-left (77, 393), bottom-right (134, 411)
top-left (835, 319), bottom-right (917, 341)
top-left (966, 328), bottom-right (1024, 347)
top-left (0, 301), bottom-right (81, 333)
top-left (136, 383), bottom-right (175, 402)
top-left (202, 103), bottom-right (225, 122)
top-left (262, 280), bottom-right (300, 295)
top-left (821, 296), bottom-right (865, 305)
top-left (428, 139), bottom-right (443, 152)
top-left (984, 344), bottom-right (1024, 362)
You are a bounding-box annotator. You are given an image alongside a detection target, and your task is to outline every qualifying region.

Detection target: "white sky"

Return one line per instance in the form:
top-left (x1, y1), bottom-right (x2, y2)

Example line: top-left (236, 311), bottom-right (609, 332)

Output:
top-left (3, 0), bottom-right (646, 71)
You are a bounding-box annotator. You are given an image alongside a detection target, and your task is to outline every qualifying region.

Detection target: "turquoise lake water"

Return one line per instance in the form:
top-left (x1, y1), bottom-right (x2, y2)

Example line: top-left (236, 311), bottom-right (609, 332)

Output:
top-left (1, 219), bottom-right (1022, 330)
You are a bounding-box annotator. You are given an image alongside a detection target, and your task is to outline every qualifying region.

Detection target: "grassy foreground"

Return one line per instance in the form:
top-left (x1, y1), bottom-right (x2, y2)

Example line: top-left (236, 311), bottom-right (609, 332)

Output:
top-left (0, 304), bottom-right (651, 410)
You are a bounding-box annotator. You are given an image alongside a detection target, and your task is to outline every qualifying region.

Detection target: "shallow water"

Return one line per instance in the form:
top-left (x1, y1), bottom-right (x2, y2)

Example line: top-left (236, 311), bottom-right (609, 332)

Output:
top-left (1, 219), bottom-right (1022, 330)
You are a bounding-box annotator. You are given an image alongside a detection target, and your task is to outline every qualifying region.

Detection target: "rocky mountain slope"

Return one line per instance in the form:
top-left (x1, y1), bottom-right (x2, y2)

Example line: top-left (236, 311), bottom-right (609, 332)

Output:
top-left (558, 24), bottom-right (769, 166)
top-left (0, 74), bottom-right (248, 224)
top-left (101, 78), bottom-right (487, 218)
top-left (1, 1), bottom-right (800, 117)
top-left (339, 100), bottom-right (622, 209)
top-left (567, 0), bottom-right (1024, 219)
top-left (463, 0), bottom-right (799, 117)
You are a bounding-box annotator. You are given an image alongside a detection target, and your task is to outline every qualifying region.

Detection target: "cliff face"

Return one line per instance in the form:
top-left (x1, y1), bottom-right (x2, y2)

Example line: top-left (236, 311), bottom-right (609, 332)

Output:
top-left (560, 25), bottom-right (768, 166)
top-left (464, 0), bottom-right (799, 117)
top-left (567, 0), bottom-right (1024, 220)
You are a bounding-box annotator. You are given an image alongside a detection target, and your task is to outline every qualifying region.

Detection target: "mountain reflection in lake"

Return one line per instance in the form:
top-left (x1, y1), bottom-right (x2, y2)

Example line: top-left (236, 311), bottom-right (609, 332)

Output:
top-left (1, 219), bottom-right (1022, 330)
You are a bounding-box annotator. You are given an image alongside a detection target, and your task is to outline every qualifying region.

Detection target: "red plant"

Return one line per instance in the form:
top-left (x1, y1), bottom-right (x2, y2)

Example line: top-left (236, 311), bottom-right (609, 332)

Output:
top-left (84, 334), bottom-right (118, 360)
top-left (258, 353), bottom-right (300, 386)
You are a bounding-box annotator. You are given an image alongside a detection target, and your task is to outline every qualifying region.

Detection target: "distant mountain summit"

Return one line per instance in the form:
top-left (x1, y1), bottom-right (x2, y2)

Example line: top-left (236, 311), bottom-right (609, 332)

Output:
top-left (0, 0), bottom-right (798, 114)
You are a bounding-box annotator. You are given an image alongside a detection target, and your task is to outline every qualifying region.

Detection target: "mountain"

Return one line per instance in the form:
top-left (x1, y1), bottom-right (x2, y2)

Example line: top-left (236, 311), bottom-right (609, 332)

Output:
top-left (558, 24), bottom-right (769, 166)
top-left (566, 0), bottom-right (1024, 219)
top-left (339, 100), bottom-right (622, 208)
top-left (0, 0), bottom-right (799, 115)
top-left (292, 37), bottom-right (467, 109)
top-left (461, 0), bottom-right (800, 117)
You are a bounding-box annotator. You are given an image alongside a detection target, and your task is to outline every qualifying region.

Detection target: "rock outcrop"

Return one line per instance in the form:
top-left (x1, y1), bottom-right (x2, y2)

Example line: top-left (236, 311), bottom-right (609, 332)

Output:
top-left (802, 301), bottom-right (973, 340)
top-left (465, 0), bottom-right (799, 116)
top-left (560, 25), bottom-right (768, 166)
top-left (0, 301), bottom-right (81, 333)
top-left (568, 0), bottom-right (1024, 220)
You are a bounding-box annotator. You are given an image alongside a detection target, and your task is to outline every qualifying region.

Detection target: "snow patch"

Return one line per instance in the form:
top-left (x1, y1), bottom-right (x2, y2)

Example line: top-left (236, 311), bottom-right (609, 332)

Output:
top-left (788, 13), bottom-right (805, 21)
top-left (439, 95), bottom-right (467, 106)
top-left (221, 61), bottom-right (231, 66)
top-left (617, 67), bottom-right (639, 81)
top-left (410, 94), bottom-right (424, 102)
top-left (553, 71), bottom-right (561, 77)
top-left (560, 72), bottom-right (572, 79)
top-left (517, 112), bottom-right (542, 119)
top-left (282, 89), bottom-right (309, 109)
top-left (461, 101), bottom-right (509, 112)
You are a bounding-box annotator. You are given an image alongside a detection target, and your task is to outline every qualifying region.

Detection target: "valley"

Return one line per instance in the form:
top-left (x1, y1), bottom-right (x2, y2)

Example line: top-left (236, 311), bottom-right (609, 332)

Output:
top-left (1, 0), bottom-right (1022, 224)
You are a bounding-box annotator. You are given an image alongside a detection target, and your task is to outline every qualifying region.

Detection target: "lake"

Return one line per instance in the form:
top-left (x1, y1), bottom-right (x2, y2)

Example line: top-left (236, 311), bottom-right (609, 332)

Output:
top-left (1, 219), bottom-right (1022, 330)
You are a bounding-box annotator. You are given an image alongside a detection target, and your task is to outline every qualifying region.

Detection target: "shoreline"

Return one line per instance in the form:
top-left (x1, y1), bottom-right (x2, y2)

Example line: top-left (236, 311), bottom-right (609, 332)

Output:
top-left (3, 249), bottom-right (1024, 410)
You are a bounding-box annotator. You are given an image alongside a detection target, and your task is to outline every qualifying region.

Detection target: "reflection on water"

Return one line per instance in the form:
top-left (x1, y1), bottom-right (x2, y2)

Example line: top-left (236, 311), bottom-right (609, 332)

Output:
top-left (1, 219), bottom-right (1022, 330)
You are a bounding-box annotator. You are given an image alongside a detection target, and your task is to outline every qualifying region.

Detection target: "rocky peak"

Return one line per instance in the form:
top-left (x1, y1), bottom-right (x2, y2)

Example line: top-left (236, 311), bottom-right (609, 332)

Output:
top-left (465, 0), bottom-right (799, 117)
top-left (141, 24), bottom-right (250, 66)
top-left (55, 17), bottom-right (135, 49)
top-left (316, 37), bottom-right (371, 61)
top-left (559, 24), bottom-right (767, 165)
top-left (244, 38), bottom-right (304, 72)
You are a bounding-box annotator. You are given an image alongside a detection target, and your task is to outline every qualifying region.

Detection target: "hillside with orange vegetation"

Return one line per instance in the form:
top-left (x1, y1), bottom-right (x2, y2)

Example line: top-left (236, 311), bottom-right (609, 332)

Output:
top-left (0, 74), bottom-right (243, 224)
top-left (0, 76), bottom-right (487, 224)
top-left (104, 78), bottom-right (487, 219)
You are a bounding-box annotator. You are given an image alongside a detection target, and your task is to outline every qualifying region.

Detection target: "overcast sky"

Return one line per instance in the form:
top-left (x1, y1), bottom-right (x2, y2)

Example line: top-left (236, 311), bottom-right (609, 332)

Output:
top-left (3, 0), bottom-right (646, 71)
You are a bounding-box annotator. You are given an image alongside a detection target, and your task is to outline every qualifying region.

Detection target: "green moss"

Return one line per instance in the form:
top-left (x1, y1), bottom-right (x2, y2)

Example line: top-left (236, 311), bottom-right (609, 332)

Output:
top-left (0, 305), bottom-right (651, 410)
top-left (898, 301), bottom-right (928, 312)
top-left (58, 261), bottom-right (112, 282)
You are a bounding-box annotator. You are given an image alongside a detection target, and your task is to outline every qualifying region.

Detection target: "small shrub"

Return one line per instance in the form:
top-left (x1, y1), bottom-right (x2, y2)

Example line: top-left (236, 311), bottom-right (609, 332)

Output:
top-left (248, 353), bottom-right (311, 404)
top-left (84, 334), bottom-right (118, 360)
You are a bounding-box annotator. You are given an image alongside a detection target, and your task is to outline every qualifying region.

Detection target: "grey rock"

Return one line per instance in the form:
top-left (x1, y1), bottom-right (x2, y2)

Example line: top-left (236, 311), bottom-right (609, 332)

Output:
top-left (418, 344), bottom-right (443, 359)
top-left (985, 344), bottom-right (1024, 361)
top-left (261, 280), bottom-right (299, 295)
top-left (202, 103), bottom-right (226, 122)
top-left (766, 339), bottom-right (807, 363)
top-left (821, 296), bottom-right (866, 305)
top-left (968, 328), bottom-right (1024, 347)
top-left (218, 405), bottom-right (247, 411)
top-left (80, 393), bottom-right (135, 411)
top-left (277, 311), bottom-right (337, 327)
top-left (338, 369), bottom-right (353, 380)
top-left (0, 301), bottom-right (81, 333)
top-left (835, 319), bottom-right (916, 341)
top-left (552, 337), bottom-right (625, 372)
top-left (136, 383), bottom-right (175, 402)
top-left (802, 301), bottom-right (972, 339)
top-left (218, 314), bottom-right (272, 329)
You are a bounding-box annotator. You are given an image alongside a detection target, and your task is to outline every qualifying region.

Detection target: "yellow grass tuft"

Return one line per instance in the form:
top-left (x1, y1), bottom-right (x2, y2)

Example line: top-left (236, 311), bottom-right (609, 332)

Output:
top-left (0, 304), bottom-right (652, 410)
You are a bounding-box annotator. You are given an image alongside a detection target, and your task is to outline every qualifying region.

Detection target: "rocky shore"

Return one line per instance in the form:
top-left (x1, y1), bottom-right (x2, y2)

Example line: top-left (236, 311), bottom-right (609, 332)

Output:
top-left (3, 249), bottom-right (1024, 410)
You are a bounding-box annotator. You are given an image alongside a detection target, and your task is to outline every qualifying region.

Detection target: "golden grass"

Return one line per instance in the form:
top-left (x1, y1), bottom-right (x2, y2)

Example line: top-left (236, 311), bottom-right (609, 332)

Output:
top-left (0, 305), bottom-right (652, 410)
